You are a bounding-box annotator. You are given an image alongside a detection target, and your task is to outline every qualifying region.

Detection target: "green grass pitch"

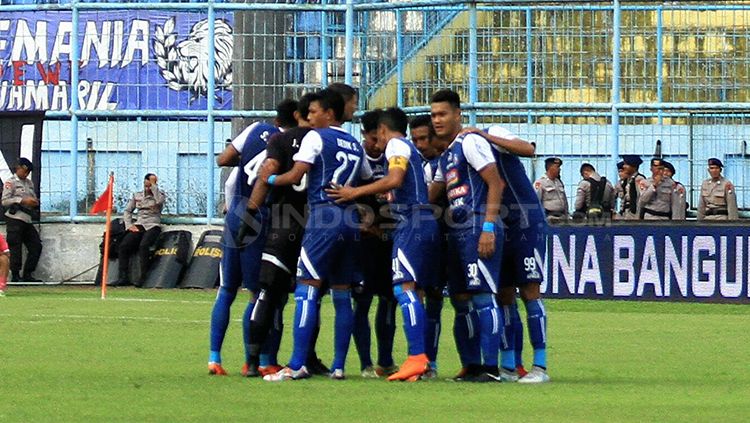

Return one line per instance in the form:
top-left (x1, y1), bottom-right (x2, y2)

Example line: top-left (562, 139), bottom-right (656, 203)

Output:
top-left (1, 287), bottom-right (749, 422)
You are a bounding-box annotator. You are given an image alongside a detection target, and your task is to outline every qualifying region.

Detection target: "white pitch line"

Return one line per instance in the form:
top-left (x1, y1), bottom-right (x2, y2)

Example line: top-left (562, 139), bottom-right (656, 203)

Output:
top-left (39, 296), bottom-right (215, 305)
top-left (0, 313), bottom-right (242, 325)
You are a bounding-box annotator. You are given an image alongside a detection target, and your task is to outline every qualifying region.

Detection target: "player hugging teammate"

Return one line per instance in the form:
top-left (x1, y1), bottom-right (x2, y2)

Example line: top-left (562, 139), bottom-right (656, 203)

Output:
top-left (209, 86), bottom-right (550, 384)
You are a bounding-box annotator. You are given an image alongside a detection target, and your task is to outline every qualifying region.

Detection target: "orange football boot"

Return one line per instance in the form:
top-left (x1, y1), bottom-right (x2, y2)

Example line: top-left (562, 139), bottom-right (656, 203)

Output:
top-left (387, 354), bottom-right (429, 381)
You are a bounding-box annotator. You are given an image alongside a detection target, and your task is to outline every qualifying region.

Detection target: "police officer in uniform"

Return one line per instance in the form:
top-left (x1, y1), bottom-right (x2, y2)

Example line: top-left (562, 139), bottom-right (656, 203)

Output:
top-left (698, 158), bottom-right (738, 221)
top-left (614, 161), bottom-right (627, 215)
top-left (638, 158), bottom-right (678, 220)
top-left (574, 163), bottom-right (614, 220)
top-left (1, 158), bottom-right (42, 282)
top-left (535, 157), bottom-right (569, 223)
top-left (662, 161), bottom-right (686, 220)
top-left (111, 173), bottom-right (166, 286)
top-left (620, 155), bottom-right (646, 220)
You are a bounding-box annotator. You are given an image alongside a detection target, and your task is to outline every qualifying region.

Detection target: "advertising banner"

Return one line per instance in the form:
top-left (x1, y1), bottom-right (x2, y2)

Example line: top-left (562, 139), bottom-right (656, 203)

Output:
top-left (0, 11), bottom-right (233, 111)
top-left (543, 224), bottom-right (750, 304)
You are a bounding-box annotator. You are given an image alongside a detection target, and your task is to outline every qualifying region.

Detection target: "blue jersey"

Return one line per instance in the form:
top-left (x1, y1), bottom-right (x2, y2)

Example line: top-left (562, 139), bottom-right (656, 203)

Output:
top-left (385, 137), bottom-right (429, 214)
top-left (367, 154), bottom-right (387, 181)
top-left (233, 122), bottom-right (278, 202)
top-left (437, 133), bottom-right (497, 224)
top-left (293, 126), bottom-right (370, 207)
top-left (485, 126), bottom-right (546, 228)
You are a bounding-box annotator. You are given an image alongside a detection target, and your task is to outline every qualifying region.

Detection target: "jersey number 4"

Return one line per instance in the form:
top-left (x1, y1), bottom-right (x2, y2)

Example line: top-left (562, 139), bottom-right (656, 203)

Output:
top-left (245, 151), bottom-right (307, 191)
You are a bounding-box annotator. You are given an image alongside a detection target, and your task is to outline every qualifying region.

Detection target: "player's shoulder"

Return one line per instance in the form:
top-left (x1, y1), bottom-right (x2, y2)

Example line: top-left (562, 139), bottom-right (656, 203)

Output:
top-left (485, 124), bottom-right (514, 138)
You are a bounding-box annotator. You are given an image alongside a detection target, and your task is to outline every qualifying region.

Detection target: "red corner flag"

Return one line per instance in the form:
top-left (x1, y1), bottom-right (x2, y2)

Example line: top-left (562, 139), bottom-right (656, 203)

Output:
top-left (91, 174), bottom-right (114, 299)
top-left (90, 176), bottom-right (113, 215)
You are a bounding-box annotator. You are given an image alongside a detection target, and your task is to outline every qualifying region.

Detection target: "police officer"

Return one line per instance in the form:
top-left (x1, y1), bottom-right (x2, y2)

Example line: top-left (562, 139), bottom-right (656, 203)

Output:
top-left (574, 163), bottom-right (614, 220)
top-left (111, 173), bottom-right (166, 286)
top-left (1, 158), bottom-right (42, 282)
top-left (638, 158), bottom-right (677, 220)
top-left (662, 161), bottom-right (687, 220)
top-left (698, 158), bottom-right (738, 221)
top-left (614, 161), bottom-right (627, 215)
top-left (620, 155), bottom-right (646, 220)
top-left (535, 157), bottom-right (569, 223)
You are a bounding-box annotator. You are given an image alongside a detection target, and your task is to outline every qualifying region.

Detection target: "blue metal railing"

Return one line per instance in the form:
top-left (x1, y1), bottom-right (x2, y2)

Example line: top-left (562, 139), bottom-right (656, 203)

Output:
top-left (3, 1), bottom-right (750, 223)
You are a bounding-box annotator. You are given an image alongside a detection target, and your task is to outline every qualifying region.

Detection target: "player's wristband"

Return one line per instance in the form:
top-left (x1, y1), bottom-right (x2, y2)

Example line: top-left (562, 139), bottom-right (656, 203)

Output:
top-left (482, 221), bottom-right (495, 233)
top-left (267, 174), bottom-right (277, 185)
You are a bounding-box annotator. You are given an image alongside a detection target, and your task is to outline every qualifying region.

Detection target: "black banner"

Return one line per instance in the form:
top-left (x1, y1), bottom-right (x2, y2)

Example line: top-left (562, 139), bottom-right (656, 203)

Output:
top-left (0, 112), bottom-right (44, 221)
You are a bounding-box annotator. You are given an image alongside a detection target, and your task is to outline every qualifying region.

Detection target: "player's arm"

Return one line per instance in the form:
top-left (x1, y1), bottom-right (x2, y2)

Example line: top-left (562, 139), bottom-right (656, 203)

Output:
top-left (247, 157), bottom-right (281, 210)
top-left (217, 123), bottom-right (257, 166)
top-left (326, 157), bottom-right (407, 203)
top-left (265, 130), bottom-right (319, 186)
top-left (465, 134), bottom-right (504, 258)
top-left (247, 134), bottom-right (285, 210)
top-left (463, 126), bottom-right (536, 157)
top-left (478, 165), bottom-right (505, 258)
top-left (216, 144), bottom-right (240, 167)
top-left (266, 161), bottom-right (310, 186)
top-left (428, 164), bottom-right (446, 204)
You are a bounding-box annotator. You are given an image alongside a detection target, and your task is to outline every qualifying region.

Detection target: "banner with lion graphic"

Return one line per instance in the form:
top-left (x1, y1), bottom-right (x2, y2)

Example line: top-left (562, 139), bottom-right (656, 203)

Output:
top-left (0, 12), bottom-right (233, 111)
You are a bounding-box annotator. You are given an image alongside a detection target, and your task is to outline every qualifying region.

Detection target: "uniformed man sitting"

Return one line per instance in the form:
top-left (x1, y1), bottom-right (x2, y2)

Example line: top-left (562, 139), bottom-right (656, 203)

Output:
top-left (638, 158), bottom-right (681, 220)
top-left (574, 163), bottom-right (614, 221)
top-left (662, 161), bottom-right (687, 220)
top-left (111, 173), bottom-right (166, 286)
top-left (535, 157), bottom-right (569, 223)
top-left (698, 158), bottom-right (738, 221)
top-left (1, 158), bottom-right (42, 282)
top-left (619, 155), bottom-right (646, 220)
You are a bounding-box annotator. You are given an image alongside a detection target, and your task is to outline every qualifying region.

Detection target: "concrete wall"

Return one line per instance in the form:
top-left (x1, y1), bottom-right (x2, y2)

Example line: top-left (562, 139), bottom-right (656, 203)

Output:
top-left (3, 223), bottom-right (222, 283)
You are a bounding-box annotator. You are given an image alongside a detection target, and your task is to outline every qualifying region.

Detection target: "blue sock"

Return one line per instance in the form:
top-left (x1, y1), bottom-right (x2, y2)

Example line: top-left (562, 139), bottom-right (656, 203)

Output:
top-left (352, 294), bottom-right (374, 370)
top-left (242, 300), bottom-right (255, 365)
top-left (260, 305), bottom-right (284, 367)
top-left (472, 293), bottom-right (502, 368)
top-left (331, 288), bottom-right (354, 371)
top-left (375, 296), bottom-right (397, 368)
top-left (512, 302), bottom-right (524, 368)
top-left (395, 285), bottom-right (425, 356)
top-left (424, 296), bottom-right (443, 366)
top-left (450, 297), bottom-right (481, 367)
top-left (288, 284), bottom-right (319, 370)
top-left (209, 286), bottom-right (237, 363)
top-left (525, 299), bottom-right (547, 369)
top-left (500, 304), bottom-right (516, 371)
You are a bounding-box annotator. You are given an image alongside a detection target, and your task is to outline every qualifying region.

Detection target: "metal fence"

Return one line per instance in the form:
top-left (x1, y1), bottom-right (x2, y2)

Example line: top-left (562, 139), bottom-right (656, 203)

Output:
top-left (3, 0), bottom-right (750, 222)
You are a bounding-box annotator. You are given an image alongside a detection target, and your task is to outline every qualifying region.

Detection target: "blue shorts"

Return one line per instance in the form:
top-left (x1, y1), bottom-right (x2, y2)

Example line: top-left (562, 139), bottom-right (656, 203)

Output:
top-left (501, 216), bottom-right (547, 287)
top-left (220, 205), bottom-right (268, 292)
top-left (446, 217), bottom-right (504, 295)
top-left (391, 209), bottom-right (440, 289)
top-left (296, 205), bottom-right (362, 286)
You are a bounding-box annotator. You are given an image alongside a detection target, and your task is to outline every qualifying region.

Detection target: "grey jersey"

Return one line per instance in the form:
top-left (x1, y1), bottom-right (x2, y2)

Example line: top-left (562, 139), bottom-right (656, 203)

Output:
top-left (698, 177), bottom-right (738, 220)
top-left (124, 185), bottom-right (166, 230)
top-left (638, 176), bottom-right (676, 220)
top-left (534, 175), bottom-right (569, 220)
top-left (2, 174), bottom-right (37, 223)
